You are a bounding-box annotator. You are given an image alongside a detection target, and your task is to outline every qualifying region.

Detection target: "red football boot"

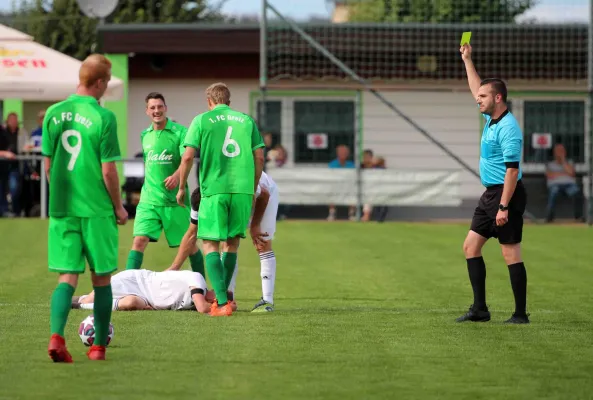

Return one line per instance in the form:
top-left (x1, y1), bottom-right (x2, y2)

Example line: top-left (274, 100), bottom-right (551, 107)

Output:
top-left (48, 333), bottom-right (73, 363)
top-left (87, 345), bottom-right (106, 361)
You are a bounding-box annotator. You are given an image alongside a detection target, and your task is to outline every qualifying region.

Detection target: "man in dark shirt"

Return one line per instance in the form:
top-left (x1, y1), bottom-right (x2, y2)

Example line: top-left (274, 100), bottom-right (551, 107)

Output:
top-left (0, 113), bottom-right (24, 216)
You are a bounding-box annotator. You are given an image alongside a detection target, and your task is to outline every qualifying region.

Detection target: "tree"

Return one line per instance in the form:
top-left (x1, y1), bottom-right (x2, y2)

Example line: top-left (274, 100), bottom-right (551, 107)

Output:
top-left (10, 0), bottom-right (225, 60)
top-left (347, 0), bottom-right (536, 23)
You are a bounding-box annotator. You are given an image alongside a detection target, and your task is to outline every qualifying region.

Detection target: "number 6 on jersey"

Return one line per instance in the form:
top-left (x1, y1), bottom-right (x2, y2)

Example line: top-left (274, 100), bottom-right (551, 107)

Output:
top-left (61, 129), bottom-right (82, 170)
top-left (222, 126), bottom-right (240, 158)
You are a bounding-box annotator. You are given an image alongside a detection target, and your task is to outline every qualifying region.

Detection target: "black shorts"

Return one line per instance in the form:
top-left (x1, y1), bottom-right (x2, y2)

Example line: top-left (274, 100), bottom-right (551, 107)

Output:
top-left (470, 180), bottom-right (527, 244)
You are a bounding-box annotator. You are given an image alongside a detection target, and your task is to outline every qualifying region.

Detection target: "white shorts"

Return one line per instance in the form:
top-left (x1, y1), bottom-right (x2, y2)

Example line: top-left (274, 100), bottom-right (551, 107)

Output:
top-left (256, 187), bottom-right (279, 240)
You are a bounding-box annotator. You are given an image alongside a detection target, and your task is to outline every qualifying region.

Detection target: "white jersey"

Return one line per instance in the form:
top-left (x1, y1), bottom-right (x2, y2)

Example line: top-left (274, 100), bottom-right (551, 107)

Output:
top-left (255, 171), bottom-right (277, 198)
top-left (111, 270), bottom-right (207, 311)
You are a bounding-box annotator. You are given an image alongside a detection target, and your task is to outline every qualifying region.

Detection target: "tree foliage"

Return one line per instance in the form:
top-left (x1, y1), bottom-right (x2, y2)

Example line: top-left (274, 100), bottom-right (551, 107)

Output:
top-left (10, 0), bottom-right (224, 60)
top-left (347, 0), bottom-right (536, 23)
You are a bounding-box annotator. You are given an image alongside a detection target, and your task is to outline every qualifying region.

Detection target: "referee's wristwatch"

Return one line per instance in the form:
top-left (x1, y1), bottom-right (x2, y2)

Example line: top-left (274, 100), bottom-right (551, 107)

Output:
top-left (499, 204), bottom-right (509, 211)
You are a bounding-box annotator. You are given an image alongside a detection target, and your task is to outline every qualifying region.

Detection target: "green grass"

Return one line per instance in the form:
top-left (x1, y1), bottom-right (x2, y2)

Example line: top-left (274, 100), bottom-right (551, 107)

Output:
top-left (1, 219), bottom-right (593, 400)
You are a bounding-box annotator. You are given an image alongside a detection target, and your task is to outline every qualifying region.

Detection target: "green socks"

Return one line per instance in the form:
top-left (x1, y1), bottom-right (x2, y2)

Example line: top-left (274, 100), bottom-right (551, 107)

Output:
top-left (50, 282), bottom-right (75, 336)
top-left (205, 252), bottom-right (228, 304)
top-left (126, 250), bottom-right (144, 270)
top-left (222, 252), bottom-right (237, 290)
top-left (189, 250), bottom-right (205, 276)
top-left (93, 285), bottom-right (113, 347)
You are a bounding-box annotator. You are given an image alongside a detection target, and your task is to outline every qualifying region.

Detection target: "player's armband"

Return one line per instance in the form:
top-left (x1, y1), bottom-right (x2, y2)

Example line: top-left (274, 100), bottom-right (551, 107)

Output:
top-left (190, 288), bottom-right (204, 296)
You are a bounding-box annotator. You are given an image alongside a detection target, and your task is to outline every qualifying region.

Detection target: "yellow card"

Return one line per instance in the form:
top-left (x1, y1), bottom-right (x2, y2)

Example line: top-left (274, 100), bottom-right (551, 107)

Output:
top-left (460, 31), bottom-right (472, 46)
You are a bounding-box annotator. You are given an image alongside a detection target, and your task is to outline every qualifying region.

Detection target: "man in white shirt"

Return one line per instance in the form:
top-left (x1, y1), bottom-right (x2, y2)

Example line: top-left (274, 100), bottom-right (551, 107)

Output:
top-left (71, 269), bottom-right (212, 313)
top-left (168, 171), bottom-right (279, 312)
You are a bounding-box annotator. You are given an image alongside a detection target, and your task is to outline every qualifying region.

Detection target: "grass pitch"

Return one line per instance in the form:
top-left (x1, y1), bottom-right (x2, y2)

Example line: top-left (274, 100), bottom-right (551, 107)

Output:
top-left (0, 219), bottom-right (592, 400)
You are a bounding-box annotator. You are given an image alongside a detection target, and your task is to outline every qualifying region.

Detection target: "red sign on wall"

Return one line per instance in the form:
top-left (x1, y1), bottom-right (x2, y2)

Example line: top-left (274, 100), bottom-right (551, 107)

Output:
top-left (1, 59), bottom-right (47, 68)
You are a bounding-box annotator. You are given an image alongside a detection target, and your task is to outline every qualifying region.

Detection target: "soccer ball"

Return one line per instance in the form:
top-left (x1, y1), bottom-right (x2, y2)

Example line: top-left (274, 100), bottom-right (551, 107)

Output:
top-left (78, 315), bottom-right (114, 347)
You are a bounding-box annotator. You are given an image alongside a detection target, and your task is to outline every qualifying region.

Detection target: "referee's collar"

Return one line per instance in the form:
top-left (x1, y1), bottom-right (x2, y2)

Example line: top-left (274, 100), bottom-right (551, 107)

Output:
top-left (488, 108), bottom-right (509, 127)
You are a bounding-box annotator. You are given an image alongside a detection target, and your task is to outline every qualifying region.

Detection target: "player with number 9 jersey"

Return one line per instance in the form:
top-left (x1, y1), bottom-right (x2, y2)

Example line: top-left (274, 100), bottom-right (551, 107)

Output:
top-left (42, 96), bottom-right (121, 218)
top-left (43, 54), bottom-right (127, 364)
top-left (42, 93), bottom-right (123, 279)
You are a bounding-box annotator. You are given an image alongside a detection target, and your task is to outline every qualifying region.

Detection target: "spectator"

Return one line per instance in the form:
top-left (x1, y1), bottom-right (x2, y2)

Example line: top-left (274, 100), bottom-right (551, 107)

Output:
top-left (0, 113), bottom-right (28, 216)
top-left (361, 149), bottom-right (374, 168)
top-left (267, 144), bottom-right (287, 169)
top-left (328, 144), bottom-right (355, 221)
top-left (545, 143), bottom-right (583, 223)
top-left (28, 109), bottom-right (45, 150)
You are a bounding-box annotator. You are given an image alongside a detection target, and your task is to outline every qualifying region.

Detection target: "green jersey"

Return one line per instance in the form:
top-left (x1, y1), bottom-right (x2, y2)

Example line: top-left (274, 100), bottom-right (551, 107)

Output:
top-left (185, 104), bottom-right (264, 197)
top-left (41, 94), bottom-right (121, 218)
top-left (140, 118), bottom-right (188, 206)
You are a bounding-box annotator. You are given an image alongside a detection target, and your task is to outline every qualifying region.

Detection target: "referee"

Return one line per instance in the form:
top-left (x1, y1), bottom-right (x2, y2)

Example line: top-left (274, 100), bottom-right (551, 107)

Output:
top-left (457, 44), bottom-right (529, 324)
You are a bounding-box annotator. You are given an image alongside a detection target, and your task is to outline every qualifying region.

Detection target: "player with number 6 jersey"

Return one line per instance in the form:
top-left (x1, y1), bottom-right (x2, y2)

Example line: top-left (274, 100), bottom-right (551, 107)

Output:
top-left (41, 54), bottom-right (128, 363)
top-left (177, 82), bottom-right (265, 317)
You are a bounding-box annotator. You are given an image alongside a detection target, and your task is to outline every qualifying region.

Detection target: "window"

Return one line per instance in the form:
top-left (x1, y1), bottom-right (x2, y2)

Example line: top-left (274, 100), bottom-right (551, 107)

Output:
top-left (523, 101), bottom-right (585, 163)
top-left (293, 101), bottom-right (355, 163)
top-left (256, 101), bottom-right (282, 147)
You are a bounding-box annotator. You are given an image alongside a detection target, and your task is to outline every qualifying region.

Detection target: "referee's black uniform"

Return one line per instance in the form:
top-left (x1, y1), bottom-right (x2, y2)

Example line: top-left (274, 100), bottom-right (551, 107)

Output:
top-left (457, 88), bottom-right (529, 325)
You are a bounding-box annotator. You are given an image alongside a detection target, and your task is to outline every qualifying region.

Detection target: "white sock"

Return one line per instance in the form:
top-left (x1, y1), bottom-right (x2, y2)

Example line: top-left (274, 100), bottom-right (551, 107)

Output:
top-left (80, 299), bottom-right (119, 311)
top-left (228, 259), bottom-right (239, 295)
top-left (260, 251), bottom-right (276, 304)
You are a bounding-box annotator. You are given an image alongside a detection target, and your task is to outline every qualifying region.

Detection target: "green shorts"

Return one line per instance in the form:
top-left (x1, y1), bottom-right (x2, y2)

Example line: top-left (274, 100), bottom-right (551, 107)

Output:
top-left (133, 202), bottom-right (190, 247)
top-left (48, 216), bottom-right (118, 276)
top-left (197, 193), bottom-right (252, 241)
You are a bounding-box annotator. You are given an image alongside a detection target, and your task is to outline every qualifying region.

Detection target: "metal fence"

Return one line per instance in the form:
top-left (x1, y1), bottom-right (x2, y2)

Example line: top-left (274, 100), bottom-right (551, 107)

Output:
top-left (258, 0), bottom-right (593, 224)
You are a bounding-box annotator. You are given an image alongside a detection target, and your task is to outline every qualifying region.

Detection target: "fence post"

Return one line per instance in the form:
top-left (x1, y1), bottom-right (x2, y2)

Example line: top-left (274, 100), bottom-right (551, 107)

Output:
top-left (355, 90), bottom-right (363, 221)
top-left (40, 159), bottom-right (47, 219)
top-left (585, 0), bottom-right (593, 226)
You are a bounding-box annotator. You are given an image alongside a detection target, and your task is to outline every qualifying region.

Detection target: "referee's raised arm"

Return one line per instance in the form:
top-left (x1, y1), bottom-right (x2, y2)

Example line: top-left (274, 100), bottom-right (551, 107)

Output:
top-left (460, 44), bottom-right (481, 99)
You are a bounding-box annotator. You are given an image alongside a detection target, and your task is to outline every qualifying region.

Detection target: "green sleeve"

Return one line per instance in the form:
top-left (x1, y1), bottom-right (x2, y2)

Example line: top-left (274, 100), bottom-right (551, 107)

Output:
top-left (184, 116), bottom-right (202, 150)
top-left (100, 111), bottom-right (122, 163)
top-left (251, 118), bottom-right (265, 151)
top-left (41, 111), bottom-right (54, 157)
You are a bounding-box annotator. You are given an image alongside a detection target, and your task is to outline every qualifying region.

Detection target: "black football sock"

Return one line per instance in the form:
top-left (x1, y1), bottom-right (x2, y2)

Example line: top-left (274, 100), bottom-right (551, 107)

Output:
top-left (508, 262), bottom-right (527, 316)
top-left (466, 256), bottom-right (487, 310)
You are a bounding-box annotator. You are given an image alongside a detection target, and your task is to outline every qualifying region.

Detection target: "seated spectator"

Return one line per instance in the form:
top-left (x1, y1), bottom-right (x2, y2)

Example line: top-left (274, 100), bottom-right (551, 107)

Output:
top-left (328, 144), bottom-right (355, 221)
top-left (545, 143), bottom-right (583, 223)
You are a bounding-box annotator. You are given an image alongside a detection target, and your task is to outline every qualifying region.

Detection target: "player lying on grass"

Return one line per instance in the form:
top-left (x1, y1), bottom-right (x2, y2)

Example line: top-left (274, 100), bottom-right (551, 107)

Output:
top-left (71, 269), bottom-right (213, 313)
top-left (168, 170), bottom-right (279, 312)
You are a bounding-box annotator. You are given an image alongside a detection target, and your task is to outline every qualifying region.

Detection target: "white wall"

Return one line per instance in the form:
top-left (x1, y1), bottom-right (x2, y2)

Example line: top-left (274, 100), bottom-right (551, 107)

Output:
top-left (362, 91), bottom-right (484, 199)
top-left (128, 79), bottom-right (256, 157)
top-left (128, 79), bottom-right (483, 199)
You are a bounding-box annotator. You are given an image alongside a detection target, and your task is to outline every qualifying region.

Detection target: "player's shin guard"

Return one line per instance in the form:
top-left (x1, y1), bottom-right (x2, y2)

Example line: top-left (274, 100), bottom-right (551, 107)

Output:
top-left (222, 252), bottom-right (238, 289)
top-left (126, 250), bottom-right (143, 270)
top-left (189, 250), bottom-right (205, 276)
top-left (260, 251), bottom-right (276, 304)
top-left (50, 282), bottom-right (75, 336)
top-left (93, 285), bottom-right (113, 346)
top-left (206, 252), bottom-right (228, 304)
